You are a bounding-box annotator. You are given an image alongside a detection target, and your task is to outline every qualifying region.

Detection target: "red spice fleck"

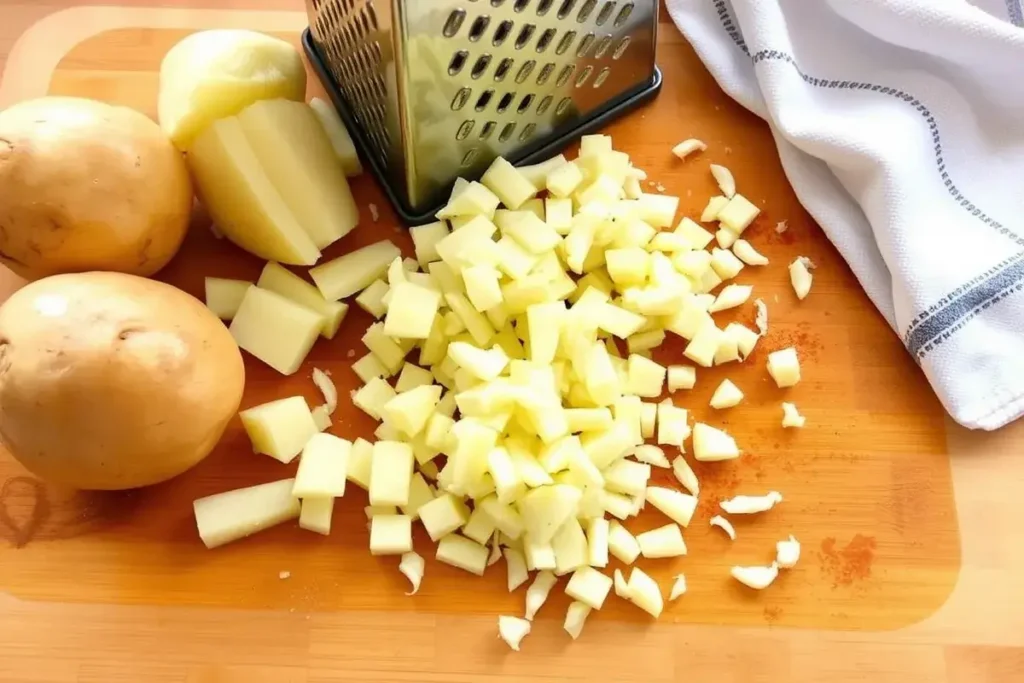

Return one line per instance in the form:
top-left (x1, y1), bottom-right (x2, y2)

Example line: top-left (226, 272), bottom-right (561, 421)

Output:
top-left (763, 322), bottom-right (823, 362)
top-left (819, 534), bottom-right (876, 587)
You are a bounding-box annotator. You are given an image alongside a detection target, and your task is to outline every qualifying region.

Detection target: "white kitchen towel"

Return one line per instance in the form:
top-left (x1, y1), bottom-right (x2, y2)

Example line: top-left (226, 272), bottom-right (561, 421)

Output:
top-left (665, 0), bottom-right (1024, 430)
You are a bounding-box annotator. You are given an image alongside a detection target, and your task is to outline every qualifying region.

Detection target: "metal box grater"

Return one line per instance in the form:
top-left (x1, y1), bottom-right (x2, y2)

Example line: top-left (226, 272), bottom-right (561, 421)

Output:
top-left (303, 0), bottom-right (662, 224)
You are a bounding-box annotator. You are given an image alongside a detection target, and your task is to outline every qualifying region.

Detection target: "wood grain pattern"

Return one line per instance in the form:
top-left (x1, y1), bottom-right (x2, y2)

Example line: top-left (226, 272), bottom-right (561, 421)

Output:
top-left (0, 4), bottom-right (1019, 682)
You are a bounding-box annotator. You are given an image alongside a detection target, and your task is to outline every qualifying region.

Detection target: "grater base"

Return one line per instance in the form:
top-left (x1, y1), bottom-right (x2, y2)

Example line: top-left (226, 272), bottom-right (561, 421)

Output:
top-left (302, 28), bottom-right (662, 227)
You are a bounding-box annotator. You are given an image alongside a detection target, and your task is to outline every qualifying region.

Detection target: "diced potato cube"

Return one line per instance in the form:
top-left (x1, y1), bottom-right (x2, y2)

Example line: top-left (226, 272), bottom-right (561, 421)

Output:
top-left (790, 257), bottom-right (814, 300)
top-left (605, 247), bottom-right (650, 287)
top-left (626, 354), bottom-right (666, 398)
top-left (564, 601), bottom-right (592, 640)
top-left (767, 347), bottom-right (801, 387)
top-left (733, 239), bottom-right (769, 266)
top-left (552, 517), bottom-right (589, 575)
top-left (692, 423), bottom-right (740, 461)
top-left (709, 284), bottom-right (752, 313)
top-left (646, 487), bottom-right (697, 527)
top-left (586, 517), bottom-right (609, 567)
top-left (700, 195), bottom-right (729, 222)
top-left (683, 324), bottom-right (721, 367)
top-left (352, 376), bottom-right (397, 420)
top-left (446, 293), bottom-right (496, 347)
top-left (656, 402), bottom-right (690, 447)
top-left (710, 379), bottom-right (744, 409)
top-left (547, 161), bottom-right (585, 198)
top-left (193, 478), bottom-right (301, 549)
top-left (419, 493), bottom-right (470, 541)
top-left (709, 248), bottom-right (744, 280)
top-left (309, 240), bottom-right (401, 300)
top-left (370, 514), bottom-right (413, 555)
top-left (517, 154), bottom-right (567, 187)
top-left (401, 473), bottom-right (435, 520)
top-left (394, 363), bottom-right (434, 393)
top-left (603, 459), bottom-right (651, 496)
top-left (724, 322), bottom-right (760, 359)
top-left (608, 520), bottom-right (640, 564)
top-left (436, 534), bottom-right (489, 575)
top-left (292, 433), bottom-right (350, 497)
top-left (384, 282), bottom-right (441, 339)
top-left (257, 262), bottom-right (348, 338)
top-left (462, 507), bottom-right (497, 545)
top-left (626, 568), bottom-right (664, 618)
top-left (527, 301), bottom-right (566, 365)
top-left (636, 523), bottom-right (687, 558)
top-left (565, 408), bottom-right (613, 433)
top-left (479, 495), bottom-right (526, 539)
top-left (640, 402), bottom-right (657, 438)
top-left (500, 211), bottom-right (561, 254)
top-left (298, 496), bottom-right (334, 535)
top-left (565, 566), bottom-right (613, 609)
top-left (448, 341), bottom-right (509, 381)
top-left (204, 277), bottom-right (252, 320)
top-left (239, 396), bottom-right (319, 464)
top-left (635, 193), bottom-right (679, 228)
top-left (410, 220), bottom-right (450, 266)
top-left (382, 384), bottom-right (442, 436)
top-left (717, 193), bottom-right (761, 234)
top-left (462, 265), bottom-right (503, 312)
top-left (437, 181), bottom-right (501, 219)
top-left (369, 441), bottom-right (414, 506)
top-left (667, 365), bottom-right (696, 391)
top-left (230, 286), bottom-right (323, 375)
top-left (584, 342), bottom-right (622, 407)
top-left (355, 279), bottom-right (389, 318)
top-left (352, 353), bottom-right (389, 384)
top-left (715, 227), bottom-right (738, 249)
top-left (517, 484), bottom-right (581, 545)
top-left (481, 156), bottom-right (537, 210)
top-left (546, 197), bottom-right (574, 234)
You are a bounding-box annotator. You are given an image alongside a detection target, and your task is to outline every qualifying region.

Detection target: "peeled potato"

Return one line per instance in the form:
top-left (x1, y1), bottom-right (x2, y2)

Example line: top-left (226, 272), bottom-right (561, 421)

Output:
top-left (0, 272), bottom-right (245, 490)
top-left (158, 29), bottom-right (307, 149)
top-left (0, 97), bottom-right (193, 281)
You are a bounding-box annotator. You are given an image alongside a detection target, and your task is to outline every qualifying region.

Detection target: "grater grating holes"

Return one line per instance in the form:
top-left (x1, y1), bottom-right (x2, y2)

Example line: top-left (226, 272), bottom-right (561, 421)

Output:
top-left (471, 54), bottom-right (492, 78)
top-left (443, 9), bottom-right (466, 37)
top-left (494, 57), bottom-right (514, 81)
top-left (515, 60), bottom-right (536, 83)
top-left (457, 120), bottom-right (475, 140)
top-left (480, 121), bottom-right (497, 140)
top-left (536, 28), bottom-right (556, 52)
top-left (451, 88), bottom-right (472, 111)
top-left (493, 20), bottom-right (514, 45)
top-left (614, 2), bottom-right (634, 26)
top-left (536, 0), bottom-right (555, 14)
top-left (596, 1), bottom-right (617, 25)
top-left (537, 95), bottom-right (554, 114)
top-left (449, 51), bottom-right (469, 75)
top-left (497, 92), bottom-right (515, 113)
top-left (490, 0), bottom-right (506, 6)
top-left (515, 24), bottom-right (536, 49)
top-left (536, 62), bottom-right (555, 85)
top-left (593, 35), bottom-right (612, 58)
top-left (555, 30), bottom-right (576, 54)
top-left (462, 148), bottom-right (479, 166)
top-left (468, 16), bottom-right (491, 41)
top-left (577, 0), bottom-right (598, 22)
top-left (555, 97), bottom-right (573, 115)
top-left (517, 94), bottom-right (535, 113)
top-left (514, 0), bottom-right (531, 10)
top-left (556, 64), bottom-right (575, 86)
top-left (575, 64), bottom-right (593, 86)
top-left (612, 35), bottom-right (630, 59)
top-left (577, 33), bottom-right (595, 57)
top-left (476, 90), bottom-right (494, 111)
top-left (364, 2), bottom-right (378, 29)
top-left (499, 122), bottom-right (517, 142)
top-left (593, 66), bottom-right (611, 87)
top-left (557, 0), bottom-right (578, 19)
top-left (519, 122), bottom-right (537, 141)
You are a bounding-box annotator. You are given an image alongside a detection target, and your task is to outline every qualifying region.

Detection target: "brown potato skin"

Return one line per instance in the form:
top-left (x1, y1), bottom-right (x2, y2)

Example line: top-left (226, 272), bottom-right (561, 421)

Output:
top-left (0, 97), bottom-right (193, 280)
top-left (0, 272), bottom-right (245, 490)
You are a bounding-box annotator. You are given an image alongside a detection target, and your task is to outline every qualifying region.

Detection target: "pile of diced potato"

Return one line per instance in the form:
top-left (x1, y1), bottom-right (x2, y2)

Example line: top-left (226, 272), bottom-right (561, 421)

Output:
top-left (196, 131), bottom-right (813, 648)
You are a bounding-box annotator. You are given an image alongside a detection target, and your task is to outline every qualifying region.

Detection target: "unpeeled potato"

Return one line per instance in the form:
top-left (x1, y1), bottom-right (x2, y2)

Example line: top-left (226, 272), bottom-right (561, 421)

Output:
top-left (0, 272), bottom-right (245, 490)
top-left (0, 97), bottom-right (193, 281)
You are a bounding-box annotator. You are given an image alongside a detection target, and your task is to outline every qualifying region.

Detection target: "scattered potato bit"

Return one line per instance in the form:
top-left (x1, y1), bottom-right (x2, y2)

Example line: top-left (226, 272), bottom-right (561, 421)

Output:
top-left (636, 523), bottom-right (688, 558)
top-left (700, 195), bottom-right (729, 223)
top-left (230, 286), bottom-right (322, 375)
top-left (311, 405), bottom-right (332, 431)
top-left (525, 570), bottom-right (558, 620)
top-left (310, 239), bottom-right (401, 300)
top-left (504, 547), bottom-right (529, 591)
top-left (776, 535), bottom-right (801, 568)
top-left (754, 298), bottom-right (769, 335)
top-left (732, 239), bottom-right (769, 266)
top-left (667, 365), bottom-right (697, 391)
top-left (613, 568), bottom-right (631, 598)
top-left (692, 423), bottom-right (740, 462)
top-left (782, 402), bottom-right (806, 428)
top-left (239, 396), bottom-right (319, 464)
top-left (565, 565), bottom-right (614, 609)
top-left (398, 551), bottom-right (425, 595)
top-left (628, 444), bottom-right (670, 468)
top-left (709, 515), bottom-right (737, 540)
top-left (720, 491), bottom-right (783, 515)
top-left (436, 534), bottom-right (489, 575)
top-left (669, 574), bottom-right (688, 601)
top-left (369, 514), bottom-right (413, 555)
top-left (608, 520), bottom-right (641, 564)
top-left (639, 403), bottom-right (657, 439)
top-left (709, 283), bottom-right (752, 313)
top-left (498, 615), bottom-right (532, 651)
top-left (776, 220), bottom-right (789, 233)
top-left (311, 367), bottom-right (338, 414)
top-left (586, 517), bottom-right (610, 567)
top-left (563, 601), bottom-right (592, 640)
top-left (645, 486), bottom-right (697, 527)
top-left (671, 456), bottom-right (699, 496)
top-left (709, 164), bottom-right (736, 198)
top-left (731, 563), bottom-right (780, 590)
top-left (789, 257), bottom-right (813, 300)
top-left (488, 535), bottom-right (502, 566)
top-left (710, 248), bottom-right (745, 280)
top-left (626, 568), bottom-right (663, 618)
top-left (671, 138), bottom-right (707, 160)
top-left (767, 347), bottom-right (801, 387)
top-left (709, 379), bottom-right (744, 409)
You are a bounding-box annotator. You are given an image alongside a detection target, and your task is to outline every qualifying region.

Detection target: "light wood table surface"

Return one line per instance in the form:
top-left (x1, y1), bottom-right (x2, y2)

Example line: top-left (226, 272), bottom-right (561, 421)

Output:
top-left (0, 2), bottom-right (1022, 682)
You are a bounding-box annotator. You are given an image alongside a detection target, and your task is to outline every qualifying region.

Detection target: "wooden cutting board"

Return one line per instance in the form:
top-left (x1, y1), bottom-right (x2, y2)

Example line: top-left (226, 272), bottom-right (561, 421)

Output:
top-left (3, 5), bottom-right (1015, 683)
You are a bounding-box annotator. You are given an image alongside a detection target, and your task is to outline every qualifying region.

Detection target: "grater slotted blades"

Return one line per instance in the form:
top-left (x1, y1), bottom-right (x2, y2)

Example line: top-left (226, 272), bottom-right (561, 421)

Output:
top-left (305, 0), bottom-right (660, 223)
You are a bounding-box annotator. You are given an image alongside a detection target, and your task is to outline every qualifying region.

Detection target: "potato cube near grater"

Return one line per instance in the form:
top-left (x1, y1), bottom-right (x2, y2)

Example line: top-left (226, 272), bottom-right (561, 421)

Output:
top-left (303, 0), bottom-right (662, 224)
